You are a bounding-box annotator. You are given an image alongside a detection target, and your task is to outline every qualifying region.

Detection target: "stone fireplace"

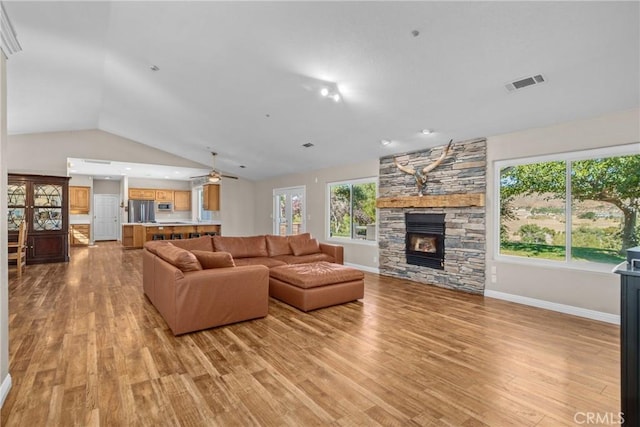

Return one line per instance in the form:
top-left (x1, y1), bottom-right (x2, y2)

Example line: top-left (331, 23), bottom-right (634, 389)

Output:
top-left (377, 138), bottom-right (486, 294)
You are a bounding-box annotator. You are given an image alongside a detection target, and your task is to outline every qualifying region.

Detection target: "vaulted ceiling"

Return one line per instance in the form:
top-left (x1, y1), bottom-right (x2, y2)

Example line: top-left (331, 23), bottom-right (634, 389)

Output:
top-left (5, 1), bottom-right (639, 180)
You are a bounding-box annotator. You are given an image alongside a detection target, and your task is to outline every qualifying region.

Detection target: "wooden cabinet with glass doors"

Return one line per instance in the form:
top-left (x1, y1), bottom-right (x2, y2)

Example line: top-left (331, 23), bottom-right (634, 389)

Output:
top-left (8, 174), bottom-right (70, 264)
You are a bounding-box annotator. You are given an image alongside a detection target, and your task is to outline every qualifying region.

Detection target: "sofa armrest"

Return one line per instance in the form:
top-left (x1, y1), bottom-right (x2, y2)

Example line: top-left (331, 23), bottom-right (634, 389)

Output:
top-left (172, 265), bottom-right (269, 335)
top-left (320, 243), bottom-right (344, 265)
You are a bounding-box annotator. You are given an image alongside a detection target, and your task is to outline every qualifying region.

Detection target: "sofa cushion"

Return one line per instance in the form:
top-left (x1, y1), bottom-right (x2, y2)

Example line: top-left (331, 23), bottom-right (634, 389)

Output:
top-left (265, 235), bottom-right (292, 257)
top-left (269, 262), bottom-right (364, 289)
top-left (212, 235), bottom-right (268, 258)
top-left (155, 243), bottom-right (203, 272)
top-left (289, 238), bottom-right (321, 256)
top-left (273, 253), bottom-right (336, 265)
top-left (170, 235), bottom-right (213, 252)
top-left (144, 240), bottom-right (170, 255)
top-left (191, 250), bottom-right (235, 269)
top-left (233, 257), bottom-right (287, 268)
top-left (288, 233), bottom-right (312, 246)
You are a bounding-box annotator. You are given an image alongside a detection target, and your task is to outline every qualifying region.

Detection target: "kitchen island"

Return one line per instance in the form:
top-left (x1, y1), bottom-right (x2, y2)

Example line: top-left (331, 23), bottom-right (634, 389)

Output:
top-left (122, 222), bottom-right (221, 249)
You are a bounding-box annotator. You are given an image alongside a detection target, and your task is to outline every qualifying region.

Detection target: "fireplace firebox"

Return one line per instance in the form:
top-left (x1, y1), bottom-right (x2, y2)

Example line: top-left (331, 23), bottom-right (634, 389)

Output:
top-left (405, 213), bottom-right (445, 270)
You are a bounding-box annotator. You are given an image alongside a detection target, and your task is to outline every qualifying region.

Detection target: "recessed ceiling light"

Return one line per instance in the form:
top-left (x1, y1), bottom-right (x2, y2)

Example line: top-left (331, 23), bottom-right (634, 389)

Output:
top-left (125, 167), bottom-right (132, 170)
top-left (302, 142), bottom-right (314, 148)
top-left (174, 171), bottom-right (180, 174)
top-left (421, 129), bottom-right (432, 135)
top-left (164, 176), bottom-right (169, 179)
top-left (331, 93), bottom-right (341, 102)
top-left (320, 88), bottom-right (329, 97)
top-left (104, 177), bottom-right (111, 180)
top-left (411, 30), bottom-right (420, 37)
top-left (381, 139), bottom-right (392, 146)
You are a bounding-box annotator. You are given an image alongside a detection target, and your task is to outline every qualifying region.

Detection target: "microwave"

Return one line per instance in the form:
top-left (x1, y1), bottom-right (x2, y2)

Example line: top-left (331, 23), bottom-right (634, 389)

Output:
top-left (157, 202), bottom-right (173, 212)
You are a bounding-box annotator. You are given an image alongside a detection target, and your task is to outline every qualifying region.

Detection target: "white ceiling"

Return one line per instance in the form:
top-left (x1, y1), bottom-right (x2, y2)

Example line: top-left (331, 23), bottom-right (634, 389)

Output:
top-left (5, 1), bottom-right (639, 181)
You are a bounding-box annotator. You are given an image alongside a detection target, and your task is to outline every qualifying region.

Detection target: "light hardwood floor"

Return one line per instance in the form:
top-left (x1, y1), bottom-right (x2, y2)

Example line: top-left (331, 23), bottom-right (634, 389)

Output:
top-left (2, 242), bottom-right (619, 426)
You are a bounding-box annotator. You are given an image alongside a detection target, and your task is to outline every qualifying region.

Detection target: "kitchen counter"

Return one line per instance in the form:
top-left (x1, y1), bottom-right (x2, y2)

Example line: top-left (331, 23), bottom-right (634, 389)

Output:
top-left (122, 222), bottom-right (221, 249)
top-left (122, 220), bottom-right (222, 226)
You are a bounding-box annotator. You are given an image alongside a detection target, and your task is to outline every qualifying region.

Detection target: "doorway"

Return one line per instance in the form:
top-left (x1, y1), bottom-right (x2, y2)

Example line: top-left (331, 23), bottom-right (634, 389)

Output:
top-left (273, 186), bottom-right (305, 236)
top-left (93, 194), bottom-right (120, 241)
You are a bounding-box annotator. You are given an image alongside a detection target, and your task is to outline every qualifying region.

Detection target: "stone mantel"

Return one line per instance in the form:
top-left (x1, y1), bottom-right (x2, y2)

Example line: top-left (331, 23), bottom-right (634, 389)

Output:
top-left (376, 193), bottom-right (485, 209)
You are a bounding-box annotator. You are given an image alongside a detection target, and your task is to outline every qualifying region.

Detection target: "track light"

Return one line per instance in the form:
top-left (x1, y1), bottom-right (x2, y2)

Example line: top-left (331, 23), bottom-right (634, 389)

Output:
top-left (320, 86), bottom-right (341, 102)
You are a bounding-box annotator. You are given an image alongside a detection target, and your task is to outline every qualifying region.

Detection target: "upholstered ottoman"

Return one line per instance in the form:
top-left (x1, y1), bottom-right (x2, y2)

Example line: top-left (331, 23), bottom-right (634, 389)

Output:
top-left (269, 262), bottom-right (364, 312)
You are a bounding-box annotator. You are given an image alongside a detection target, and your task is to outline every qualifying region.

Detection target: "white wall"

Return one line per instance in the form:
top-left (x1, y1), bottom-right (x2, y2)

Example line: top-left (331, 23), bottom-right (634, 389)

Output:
top-left (0, 52), bottom-right (10, 407)
top-left (254, 159), bottom-right (379, 268)
top-left (93, 179), bottom-right (119, 194)
top-left (7, 129), bottom-right (207, 176)
top-left (219, 177), bottom-right (257, 236)
top-left (485, 108), bottom-right (640, 317)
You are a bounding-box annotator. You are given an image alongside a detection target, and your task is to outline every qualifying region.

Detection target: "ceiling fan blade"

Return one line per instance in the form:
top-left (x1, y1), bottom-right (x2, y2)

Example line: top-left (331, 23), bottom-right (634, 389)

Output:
top-left (221, 174), bottom-right (238, 180)
top-left (189, 174), bottom-right (209, 179)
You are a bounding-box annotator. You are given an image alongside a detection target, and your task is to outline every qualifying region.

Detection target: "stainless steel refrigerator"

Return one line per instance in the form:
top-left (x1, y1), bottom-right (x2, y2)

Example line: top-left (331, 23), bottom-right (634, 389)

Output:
top-left (128, 200), bottom-right (155, 223)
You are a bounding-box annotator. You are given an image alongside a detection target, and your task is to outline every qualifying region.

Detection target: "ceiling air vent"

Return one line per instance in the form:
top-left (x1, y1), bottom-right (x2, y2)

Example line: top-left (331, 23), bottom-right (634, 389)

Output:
top-left (505, 74), bottom-right (546, 92)
top-left (302, 142), bottom-right (314, 148)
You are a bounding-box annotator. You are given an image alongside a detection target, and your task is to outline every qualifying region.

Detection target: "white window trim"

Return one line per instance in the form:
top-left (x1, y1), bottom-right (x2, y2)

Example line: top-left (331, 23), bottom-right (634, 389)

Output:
top-left (326, 176), bottom-right (378, 245)
top-left (494, 142), bottom-right (640, 271)
top-left (273, 185), bottom-right (306, 236)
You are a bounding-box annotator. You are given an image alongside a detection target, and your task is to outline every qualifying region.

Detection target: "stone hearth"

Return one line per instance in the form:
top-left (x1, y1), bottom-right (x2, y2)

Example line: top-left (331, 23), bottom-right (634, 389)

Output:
top-left (377, 138), bottom-right (486, 294)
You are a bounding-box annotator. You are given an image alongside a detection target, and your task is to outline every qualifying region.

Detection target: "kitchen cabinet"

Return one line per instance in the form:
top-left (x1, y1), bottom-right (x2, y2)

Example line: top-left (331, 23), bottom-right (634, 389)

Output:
top-left (155, 190), bottom-right (174, 202)
top-left (8, 174), bottom-right (70, 264)
top-left (128, 188), bottom-right (155, 200)
top-left (203, 184), bottom-right (220, 211)
top-left (70, 224), bottom-right (90, 245)
top-left (69, 186), bottom-right (90, 214)
top-left (173, 190), bottom-right (191, 211)
top-left (122, 224), bottom-right (145, 249)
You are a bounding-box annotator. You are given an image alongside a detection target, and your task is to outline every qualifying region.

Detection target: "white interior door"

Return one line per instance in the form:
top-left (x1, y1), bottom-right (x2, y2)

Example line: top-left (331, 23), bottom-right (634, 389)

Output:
top-left (94, 194), bottom-right (119, 241)
top-left (273, 186), bottom-right (305, 236)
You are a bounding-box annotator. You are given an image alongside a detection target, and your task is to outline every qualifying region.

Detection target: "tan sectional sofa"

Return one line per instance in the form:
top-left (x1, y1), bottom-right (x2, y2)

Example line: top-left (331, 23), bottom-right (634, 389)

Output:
top-left (142, 233), bottom-right (344, 335)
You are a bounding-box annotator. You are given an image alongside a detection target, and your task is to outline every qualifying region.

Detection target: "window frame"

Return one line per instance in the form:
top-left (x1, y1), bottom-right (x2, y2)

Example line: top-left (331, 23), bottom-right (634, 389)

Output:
top-left (494, 143), bottom-right (640, 272)
top-left (196, 187), bottom-right (212, 222)
top-left (326, 177), bottom-right (378, 246)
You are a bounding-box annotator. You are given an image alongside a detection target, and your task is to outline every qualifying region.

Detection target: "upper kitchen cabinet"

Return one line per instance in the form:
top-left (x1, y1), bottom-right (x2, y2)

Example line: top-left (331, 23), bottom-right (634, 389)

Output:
top-left (174, 190), bottom-right (191, 211)
top-left (69, 186), bottom-right (90, 214)
top-left (202, 184), bottom-right (220, 211)
top-left (128, 188), bottom-right (155, 200)
top-left (155, 190), bottom-right (174, 202)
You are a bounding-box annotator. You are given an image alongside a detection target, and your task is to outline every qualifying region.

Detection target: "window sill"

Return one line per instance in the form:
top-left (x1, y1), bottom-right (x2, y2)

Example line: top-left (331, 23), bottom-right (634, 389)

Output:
top-left (494, 253), bottom-right (620, 274)
top-left (327, 238), bottom-right (378, 247)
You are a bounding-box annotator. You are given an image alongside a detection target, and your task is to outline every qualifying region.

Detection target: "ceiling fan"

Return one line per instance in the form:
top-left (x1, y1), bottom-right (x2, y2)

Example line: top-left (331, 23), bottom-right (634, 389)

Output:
top-left (190, 152), bottom-right (238, 183)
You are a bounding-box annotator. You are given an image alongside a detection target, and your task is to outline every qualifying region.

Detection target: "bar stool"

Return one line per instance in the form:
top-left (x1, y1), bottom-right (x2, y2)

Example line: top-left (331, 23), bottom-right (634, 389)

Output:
top-left (204, 231), bottom-right (218, 236)
top-left (152, 234), bottom-right (165, 240)
top-left (188, 232), bottom-right (201, 238)
top-left (170, 233), bottom-right (183, 239)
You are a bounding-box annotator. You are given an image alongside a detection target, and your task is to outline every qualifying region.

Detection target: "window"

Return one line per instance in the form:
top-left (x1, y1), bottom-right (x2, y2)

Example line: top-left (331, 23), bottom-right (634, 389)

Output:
top-left (497, 145), bottom-right (640, 266)
top-left (196, 187), bottom-right (212, 221)
top-left (328, 178), bottom-right (377, 242)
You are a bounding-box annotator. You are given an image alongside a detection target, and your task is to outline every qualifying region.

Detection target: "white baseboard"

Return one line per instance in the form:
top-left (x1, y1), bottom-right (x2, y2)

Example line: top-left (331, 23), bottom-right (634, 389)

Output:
top-left (345, 262), bottom-right (380, 274)
top-left (484, 290), bottom-right (620, 325)
top-left (0, 373), bottom-right (11, 408)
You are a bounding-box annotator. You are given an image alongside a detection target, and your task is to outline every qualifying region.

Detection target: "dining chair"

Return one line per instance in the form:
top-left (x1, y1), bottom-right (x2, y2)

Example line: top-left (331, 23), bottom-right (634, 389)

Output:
top-left (8, 221), bottom-right (28, 278)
